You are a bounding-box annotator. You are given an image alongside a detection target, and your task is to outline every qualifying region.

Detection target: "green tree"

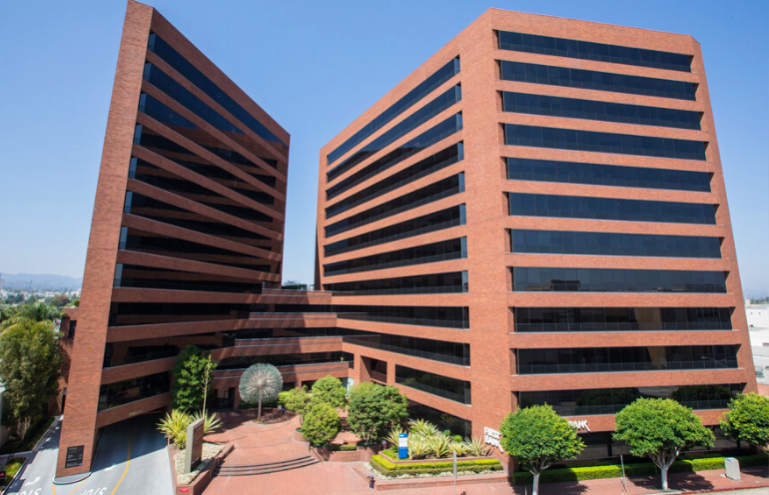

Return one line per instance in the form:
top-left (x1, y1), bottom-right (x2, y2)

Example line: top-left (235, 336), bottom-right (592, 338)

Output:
top-left (171, 346), bottom-right (217, 412)
top-left (347, 382), bottom-right (408, 444)
top-left (499, 405), bottom-right (584, 495)
top-left (49, 295), bottom-right (70, 308)
top-left (311, 375), bottom-right (347, 409)
top-left (239, 363), bottom-right (283, 422)
top-left (614, 398), bottom-right (715, 490)
top-left (720, 393), bottom-right (769, 454)
top-left (0, 320), bottom-right (62, 439)
top-left (283, 386), bottom-right (313, 422)
top-left (1, 302), bottom-right (62, 330)
top-left (302, 402), bottom-right (341, 446)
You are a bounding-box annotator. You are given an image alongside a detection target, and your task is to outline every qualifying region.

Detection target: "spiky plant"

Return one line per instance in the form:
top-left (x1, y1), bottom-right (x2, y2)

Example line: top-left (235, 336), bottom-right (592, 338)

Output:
top-left (407, 435), bottom-right (430, 460)
top-left (385, 427), bottom-right (407, 449)
top-left (450, 441), bottom-right (468, 456)
top-left (427, 434), bottom-right (453, 458)
top-left (157, 410), bottom-right (192, 448)
top-left (409, 419), bottom-right (440, 437)
top-left (191, 411), bottom-right (223, 434)
top-left (238, 363), bottom-right (283, 423)
top-left (464, 436), bottom-right (492, 457)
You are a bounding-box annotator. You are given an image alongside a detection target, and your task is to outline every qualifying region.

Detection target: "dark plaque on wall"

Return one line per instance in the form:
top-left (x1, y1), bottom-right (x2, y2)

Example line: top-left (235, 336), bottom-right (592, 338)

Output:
top-left (65, 445), bottom-right (84, 468)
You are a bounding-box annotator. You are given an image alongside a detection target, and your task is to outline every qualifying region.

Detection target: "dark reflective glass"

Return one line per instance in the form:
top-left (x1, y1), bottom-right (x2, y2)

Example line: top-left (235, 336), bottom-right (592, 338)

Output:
top-left (98, 372), bottom-right (171, 411)
top-left (328, 58), bottom-right (460, 164)
top-left (148, 34), bottom-right (286, 148)
top-left (396, 365), bottom-right (471, 404)
top-left (326, 174), bottom-right (464, 237)
top-left (324, 206), bottom-right (465, 256)
top-left (327, 114), bottom-right (462, 200)
top-left (103, 343), bottom-right (179, 368)
top-left (499, 60), bottom-right (696, 100)
top-left (506, 157), bottom-right (710, 192)
top-left (335, 305), bottom-right (469, 329)
top-left (520, 384), bottom-right (743, 417)
top-left (502, 91), bottom-right (700, 130)
top-left (108, 302), bottom-right (251, 327)
top-left (328, 87), bottom-right (461, 181)
top-left (512, 267), bottom-right (727, 293)
top-left (327, 144), bottom-right (462, 218)
top-left (517, 345), bottom-right (738, 374)
top-left (498, 30), bottom-right (691, 72)
top-left (113, 264), bottom-right (262, 293)
top-left (515, 307), bottom-right (733, 332)
top-left (216, 352), bottom-right (353, 370)
top-left (511, 230), bottom-right (721, 258)
top-left (504, 124), bottom-right (707, 161)
top-left (325, 238), bottom-right (466, 276)
top-left (508, 193), bottom-right (716, 224)
top-left (325, 271), bottom-right (468, 295)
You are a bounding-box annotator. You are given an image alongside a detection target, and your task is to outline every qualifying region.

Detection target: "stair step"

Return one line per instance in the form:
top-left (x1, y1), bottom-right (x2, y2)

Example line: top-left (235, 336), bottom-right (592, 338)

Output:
top-left (215, 456), bottom-right (319, 476)
top-left (220, 455), bottom-right (315, 470)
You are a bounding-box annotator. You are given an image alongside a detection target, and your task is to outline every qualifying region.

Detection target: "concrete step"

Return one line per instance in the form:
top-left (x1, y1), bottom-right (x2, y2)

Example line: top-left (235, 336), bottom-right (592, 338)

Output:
top-left (215, 455), bottom-right (320, 476)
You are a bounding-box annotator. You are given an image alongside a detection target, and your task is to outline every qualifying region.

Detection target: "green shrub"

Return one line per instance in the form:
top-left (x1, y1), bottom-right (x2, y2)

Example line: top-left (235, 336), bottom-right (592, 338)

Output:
top-left (329, 443), bottom-right (357, 452)
top-left (511, 454), bottom-right (768, 485)
top-left (370, 455), bottom-right (502, 477)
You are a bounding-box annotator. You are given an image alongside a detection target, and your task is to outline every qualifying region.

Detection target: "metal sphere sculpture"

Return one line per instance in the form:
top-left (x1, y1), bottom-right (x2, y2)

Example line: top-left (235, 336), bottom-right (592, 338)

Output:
top-left (239, 363), bottom-right (283, 422)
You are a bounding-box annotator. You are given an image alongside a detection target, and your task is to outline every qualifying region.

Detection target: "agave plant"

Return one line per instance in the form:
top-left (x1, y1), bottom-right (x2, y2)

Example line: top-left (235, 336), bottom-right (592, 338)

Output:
top-left (409, 418), bottom-right (440, 437)
top-left (407, 435), bottom-right (431, 460)
top-left (450, 441), bottom-right (468, 456)
top-left (191, 411), bottom-right (223, 434)
top-left (385, 427), bottom-right (407, 449)
top-left (157, 410), bottom-right (192, 448)
top-left (463, 436), bottom-right (492, 457)
top-left (427, 434), bottom-right (453, 458)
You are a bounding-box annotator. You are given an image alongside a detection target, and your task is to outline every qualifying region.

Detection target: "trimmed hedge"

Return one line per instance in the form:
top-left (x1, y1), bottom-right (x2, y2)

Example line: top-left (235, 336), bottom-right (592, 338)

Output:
top-left (330, 443), bottom-right (357, 452)
top-left (370, 454), bottom-right (502, 477)
top-left (511, 454), bottom-right (768, 485)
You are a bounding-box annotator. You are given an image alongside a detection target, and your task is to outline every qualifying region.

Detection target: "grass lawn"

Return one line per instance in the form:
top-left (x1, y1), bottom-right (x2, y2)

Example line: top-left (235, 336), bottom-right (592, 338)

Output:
top-left (0, 458), bottom-right (25, 487)
top-left (0, 416), bottom-right (55, 455)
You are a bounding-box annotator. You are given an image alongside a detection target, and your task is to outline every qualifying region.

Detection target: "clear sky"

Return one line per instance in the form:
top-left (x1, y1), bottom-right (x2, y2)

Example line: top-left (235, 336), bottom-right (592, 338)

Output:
top-left (1, 0), bottom-right (767, 295)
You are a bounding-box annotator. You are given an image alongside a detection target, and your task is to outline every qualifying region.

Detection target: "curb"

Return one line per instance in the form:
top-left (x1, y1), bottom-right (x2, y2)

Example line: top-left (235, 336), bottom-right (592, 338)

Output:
top-left (0, 456), bottom-right (28, 495)
top-left (681, 486), bottom-right (769, 494)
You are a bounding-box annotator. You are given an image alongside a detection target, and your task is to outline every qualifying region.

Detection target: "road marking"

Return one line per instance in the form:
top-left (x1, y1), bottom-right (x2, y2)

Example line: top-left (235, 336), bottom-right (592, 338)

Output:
top-left (67, 479), bottom-right (87, 495)
top-left (108, 428), bottom-right (133, 495)
top-left (25, 476), bottom-right (41, 486)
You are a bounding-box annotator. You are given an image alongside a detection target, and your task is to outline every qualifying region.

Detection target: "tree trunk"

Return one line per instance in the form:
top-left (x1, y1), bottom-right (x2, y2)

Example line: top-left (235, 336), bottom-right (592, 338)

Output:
top-left (660, 463), bottom-right (669, 490)
top-left (532, 472), bottom-right (540, 495)
top-left (257, 398), bottom-right (262, 423)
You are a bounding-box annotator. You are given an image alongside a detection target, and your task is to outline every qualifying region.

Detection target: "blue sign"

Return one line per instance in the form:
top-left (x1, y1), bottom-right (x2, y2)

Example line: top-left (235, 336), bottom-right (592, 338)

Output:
top-left (398, 432), bottom-right (408, 459)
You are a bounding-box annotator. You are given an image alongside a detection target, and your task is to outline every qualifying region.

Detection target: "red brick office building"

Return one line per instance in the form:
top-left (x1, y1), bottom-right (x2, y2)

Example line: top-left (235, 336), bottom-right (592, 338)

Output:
top-left (316, 9), bottom-right (756, 458)
top-left (57, 2), bottom-right (756, 479)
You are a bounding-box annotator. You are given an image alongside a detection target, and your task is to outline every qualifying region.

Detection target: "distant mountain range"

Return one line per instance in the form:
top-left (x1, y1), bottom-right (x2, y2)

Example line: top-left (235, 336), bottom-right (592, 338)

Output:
top-left (2, 273), bottom-right (83, 291)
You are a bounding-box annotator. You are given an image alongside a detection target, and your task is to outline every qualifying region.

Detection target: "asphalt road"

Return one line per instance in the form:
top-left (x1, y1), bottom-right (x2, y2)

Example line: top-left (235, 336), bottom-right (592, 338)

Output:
top-left (6, 414), bottom-right (173, 495)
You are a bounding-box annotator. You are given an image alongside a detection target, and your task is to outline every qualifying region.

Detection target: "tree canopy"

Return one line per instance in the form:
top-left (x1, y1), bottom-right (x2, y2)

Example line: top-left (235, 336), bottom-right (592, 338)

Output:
top-left (302, 402), bottom-right (341, 446)
top-left (311, 375), bottom-right (347, 409)
top-left (282, 386), bottom-right (313, 420)
top-left (614, 398), bottom-right (714, 490)
top-left (347, 382), bottom-right (408, 444)
top-left (171, 345), bottom-right (216, 412)
top-left (499, 405), bottom-right (584, 495)
top-left (720, 393), bottom-right (769, 453)
top-left (0, 320), bottom-right (62, 439)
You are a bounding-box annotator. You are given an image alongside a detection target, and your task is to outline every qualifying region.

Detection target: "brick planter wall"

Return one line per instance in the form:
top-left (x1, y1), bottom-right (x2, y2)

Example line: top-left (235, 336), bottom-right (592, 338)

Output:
top-left (378, 451), bottom-right (494, 465)
top-left (173, 444), bottom-right (233, 495)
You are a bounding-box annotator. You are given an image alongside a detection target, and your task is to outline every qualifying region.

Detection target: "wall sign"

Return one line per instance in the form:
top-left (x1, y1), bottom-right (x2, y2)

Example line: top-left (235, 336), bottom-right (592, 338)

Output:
top-left (483, 427), bottom-right (505, 453)
top-left (568, 420), bottom-right (590, 432)
top-left (65, 445), bottom-right (84, 468)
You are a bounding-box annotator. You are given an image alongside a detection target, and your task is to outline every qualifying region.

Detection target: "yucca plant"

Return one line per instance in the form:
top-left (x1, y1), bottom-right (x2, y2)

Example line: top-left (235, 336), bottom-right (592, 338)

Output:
top-left (409, 418), bottom-right (440, 437)
top-left (191, 411), bottom-right (223, 434)
top-left (450, 441), bottom-right (468, 456)
top-left (157, 409), bottom-right (193, 448)
top-left (427, 434), bottom-right (453, 458)
top-left (464, 436), bottom-right (492, 457)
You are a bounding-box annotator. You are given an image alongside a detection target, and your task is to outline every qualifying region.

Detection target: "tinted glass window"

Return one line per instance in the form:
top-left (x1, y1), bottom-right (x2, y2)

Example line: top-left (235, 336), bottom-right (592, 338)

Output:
top-left (325, 271), bottom-right (468, 295)
top-left (325, 238), bottom-right (466, 276)
top-left (396, 365), bottom-right (471, 404)
top-left (328, 87), bottom-right (461, 181)
top-left (504, 124), bottom-right (707, 161)
top-left (498, 30), bottom-right (691, 72)
top-left (328, 58), bottom-right (460, 164)
top-left (517, 345), bottom-right (737, 374)
top-left (520, 384), bottom-right (743, 417)
top-left (511, 230), bottom-right (721, 258)
top-left (499, 60), bottom-right (696, 100)
top-left (502, 91), bottom-right (701, 130)
top-left (508, 193), bottom-right (716, 224)
top-left (515, 307), bottom-right (733, 332)
top-left (335, 305), bottom-right (469, 329)
top-left (512, 267), bottom-right (727, 293)
top-left (98, 372), bottom-right (171, 411)
top-left (506, 157), bottom-right (710, 192)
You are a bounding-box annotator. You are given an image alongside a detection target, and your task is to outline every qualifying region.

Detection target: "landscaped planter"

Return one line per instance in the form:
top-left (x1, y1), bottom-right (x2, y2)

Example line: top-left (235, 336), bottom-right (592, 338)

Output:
top-left (379, 450), bottom-right (492, 465)
top-left (369, 453), bottom-right (503, 478)
top-left (171, 443), bottom-right (233, 495)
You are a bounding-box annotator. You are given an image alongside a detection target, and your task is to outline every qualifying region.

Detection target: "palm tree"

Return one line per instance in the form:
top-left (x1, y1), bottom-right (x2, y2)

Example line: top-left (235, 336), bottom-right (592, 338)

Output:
top-left (239, 363), bottom-right (283, 423)
top-left (1, 302), bottom-right (62, 330)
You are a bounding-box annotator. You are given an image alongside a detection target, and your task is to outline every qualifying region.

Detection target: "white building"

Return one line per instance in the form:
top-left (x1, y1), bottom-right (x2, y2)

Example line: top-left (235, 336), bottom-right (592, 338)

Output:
top-left (746, 301), bottom-right (769, 329)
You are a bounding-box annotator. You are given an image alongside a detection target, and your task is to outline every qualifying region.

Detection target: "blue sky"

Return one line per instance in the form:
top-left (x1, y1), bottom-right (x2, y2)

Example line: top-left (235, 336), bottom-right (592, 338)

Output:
top-left (0, 0), bottom-right (766, 295)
